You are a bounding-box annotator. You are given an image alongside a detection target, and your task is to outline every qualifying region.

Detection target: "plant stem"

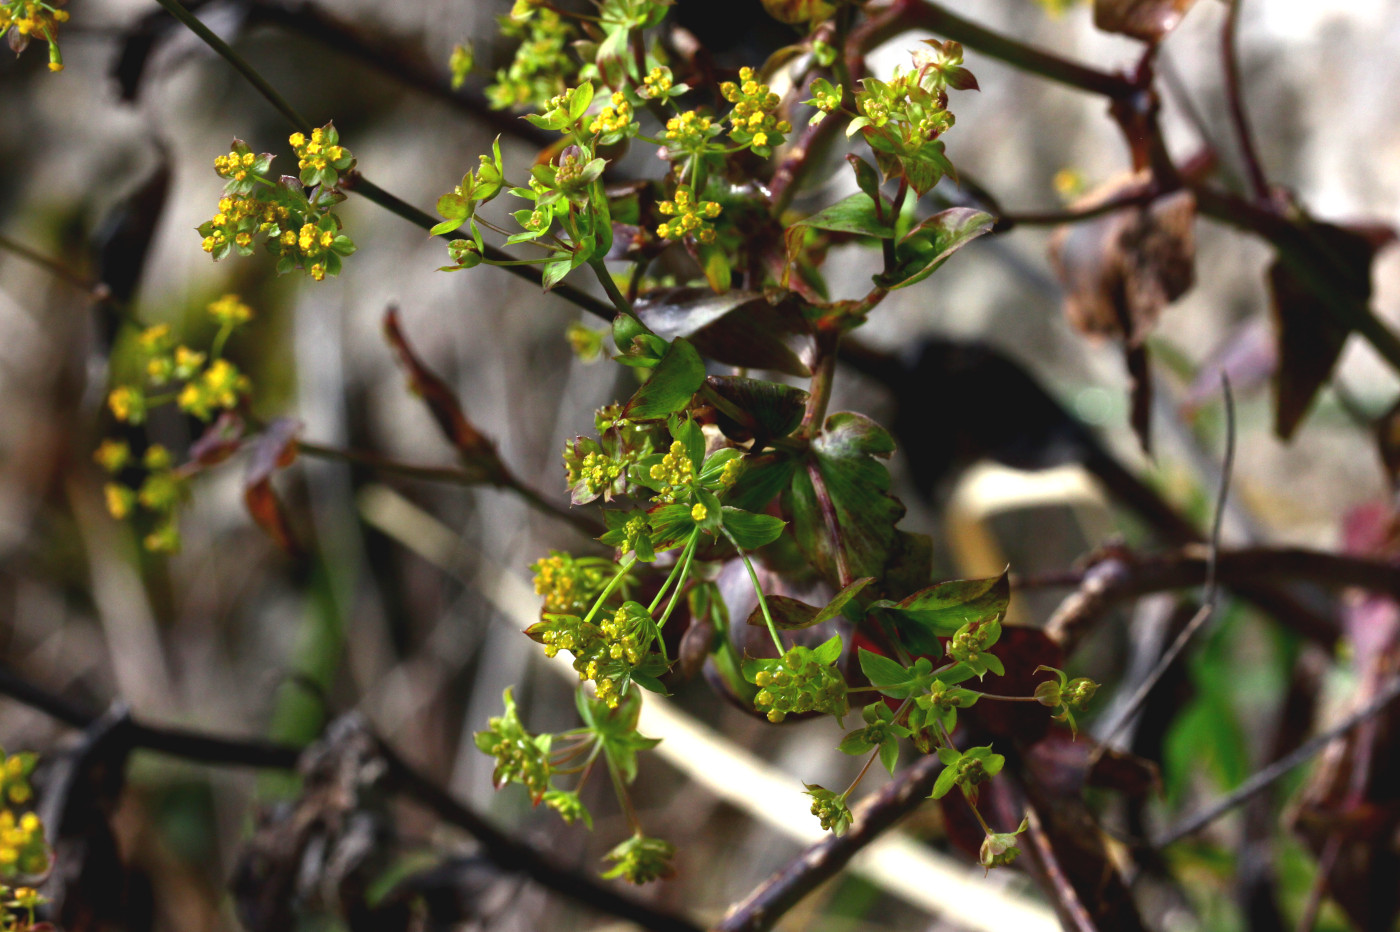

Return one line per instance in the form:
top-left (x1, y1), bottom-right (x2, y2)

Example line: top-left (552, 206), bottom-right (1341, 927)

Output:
top-left (607, 755), bottom-right (643, 833)
top-left (0, 231), bottom-right (115, 303)
top-left (295, 440), bottom-right (602, 538)
top-left (588, 257), bottom-right (636, 320)
top-left (800, 333), bottom-right (840, 436)
top-left (151, 0), bottom-right (313, 131)
top-left (583, 554), bottom-right (638, 626)
top-left (904, 0), bottom-right (1133, 99)
top-left (841, 748), bottom-right (881, 801)
top-left (656, 530), bottom-right (700, 628)
top-left (648, 530), bottom-right (698, 614)
top-left (724, 528), bottom-right (784, 654)
top-left (1221, 0), bottom-right (1269, 202)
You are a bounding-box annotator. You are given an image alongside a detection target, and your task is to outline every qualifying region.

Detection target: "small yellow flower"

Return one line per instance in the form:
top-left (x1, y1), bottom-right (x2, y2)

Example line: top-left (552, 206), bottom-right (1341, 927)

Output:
top-left (691, 503), bottom-right (708, 522)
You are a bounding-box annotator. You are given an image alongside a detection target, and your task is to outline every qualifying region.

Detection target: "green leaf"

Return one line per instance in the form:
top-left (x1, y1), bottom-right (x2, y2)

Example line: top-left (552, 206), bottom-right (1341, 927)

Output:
top-left (785, 193), bottom-right (893, 274)
top-left (721, 507), bottom-right (786, 549)
top-left (847, 154), bottom-right (882, 207)
top-left (569, 82), bottom-right (595, 121)
top-left (873, 571), bottom-right (1010, 645)
top-left (931, 766), bottom-right (959, 799)
top-left (647, 503), bottom-right (698, 551)
top-left (877, 208), bottom-right (993, 290)
top-left (623, 338), bottom-right (705, 420)
top-left (704, 376), bottom-right (809, 445)
top-left (744, 577), bottom-right (870, 630)
top-left (786, 412), bottom-right (904, 587)
top-left (669, 415), bottom-right (705, 475)
top-left (857, 648), bottom-right (911, 692)
top-left (879, 739), bottom-right (899, 775)
top-left (541, 255), bottom-right (574, 290)
top-left (812, 633), bottom-right (843, 665)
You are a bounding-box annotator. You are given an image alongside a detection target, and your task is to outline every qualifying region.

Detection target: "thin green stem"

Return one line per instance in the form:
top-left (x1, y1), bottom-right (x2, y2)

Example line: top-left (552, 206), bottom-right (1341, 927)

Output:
top-left (648, 530), bottom-right (698, 615)
top-left (150, 0), bottom-right (312, 132)
top-left (582, 554), bottom-right (638, 626)
top-left (841, 748), bottom-right (881, 802)
top-left (657, 530), bottom-right (700, 628)
top-left (588, 258), bottom-right (635, 320)
top-left (723, 528), bottom-right (784, 654)
top-left (607, 755), bottom-right (643, 834)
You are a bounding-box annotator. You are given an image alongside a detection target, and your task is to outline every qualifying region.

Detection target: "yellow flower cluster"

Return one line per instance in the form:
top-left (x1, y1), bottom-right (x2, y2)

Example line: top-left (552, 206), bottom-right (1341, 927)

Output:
top-left (0, 812), bottom-right (44, 878)
top-left (213, 148), bottom-right (258, 183)
top-left (97, 442), bottom-right (187, 552)
top-left (589, 91), bottom-right (633, 136)
top-left (0, 748), bottom-right (47, 881)
top-left (200, 195), bottom-right (289, 257)
top-left (640, 66), bottom-right (673, 99)
top-left (289, 127), bottom-right (346, 178)
top-left (532, 551), bottom-right (607, 615)
top-left (720, 67), bottom-right (791, 151)
top-left (98, 296), bottom-right (258, 552)
top-left (0, 0), bottom-right (69, 72)
top-left (663, 110), bottom-right (715, 152)
top-left (208, 293), bottom-right (254, 327)
top-left (655, 187), bottom-right (722, 244)
top-left (646, 439), bottom-right (699, 500)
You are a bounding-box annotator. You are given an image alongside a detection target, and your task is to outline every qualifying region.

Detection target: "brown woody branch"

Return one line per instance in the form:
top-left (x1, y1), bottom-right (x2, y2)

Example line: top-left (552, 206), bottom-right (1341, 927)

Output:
top-left (1030, 545), bottom-right (1400, 653)
top-left (713, 750), bottom-right (945, 932)
top-left (0, 665), bottom-right (699, 932)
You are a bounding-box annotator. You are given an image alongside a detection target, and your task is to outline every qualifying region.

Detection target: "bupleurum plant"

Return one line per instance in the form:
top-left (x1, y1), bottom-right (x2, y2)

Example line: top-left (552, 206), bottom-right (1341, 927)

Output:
top-left (75, 0), bottom-right (1104, 887)
top-left (1, 0), bottom-right (69, 72)
top-left (0, 747), bottom-right (52, 931)
top-left (433, 0), bottom-right (1101, 882)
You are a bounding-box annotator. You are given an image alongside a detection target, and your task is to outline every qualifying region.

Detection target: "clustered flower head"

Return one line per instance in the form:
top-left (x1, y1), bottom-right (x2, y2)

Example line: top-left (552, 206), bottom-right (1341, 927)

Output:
top-left (656, 186), bottom-right (722, 244)
top-left (749, 638), bottom-right (849, 723)
top-left (473, 689), bottom-right (554, 803)
top-left (720, 66), bottom-right (792, 153)
top-left (589, 91), bottom-right (634, 140)
top-left (804, 784), bottom-right (853, 835)
top-left (288, 124), bottom-right (354, 188)
top-left (601, 833), bottom-right (676, 884)
top-left (646, 439), bottom-right (695, 500)
top-left (0, 748), bottom-right (47, 881)
top-left (639, 65), bottom-right (674, 100)
top-left (527, 600), bottom-right (659, 708)
top-left (532, 550), bottom-right (609, 614)
top-left (662, 110), bottom-right (718, 154)
top-left (99, 296), bottom-right (259, 552)
top-left (487, 8), bottom-right (576, 111)
top-left (2, 0), bottom-right (70, 72)
top-left (197, 129), bottom-right (357, 281)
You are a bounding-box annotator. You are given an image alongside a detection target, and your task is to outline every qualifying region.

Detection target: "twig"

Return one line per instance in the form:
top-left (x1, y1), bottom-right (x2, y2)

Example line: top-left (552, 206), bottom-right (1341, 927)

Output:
top-left (713, 750), bottom-right (946, 932)
top-left (0, 665), bottom-right (301, 769)
top-left (0, 665), bottom-right (699, 932)
top-left (1023, 806), bottom-right (1099, 932)
top-left (1020, 546), bottom-right (1400, 598)
top-left (904, 0), bottom-right (1134, 99)
top-left (1221, 0), bottom-right (1269, 202)
top-left (991, 185), bottom-right (1159, 233)
top-left (1153, 672), bottom-right (1400, 848)
top-left (147, 0), bottom-right (616, 323)
top-left (1093, 376), bottom-right (1235, 755)
top-left (0, 232), bottom-right (115, 305)
top-left (378, 746), bottom-right (701, 932)
top-left (295, 440), bottom-right (603, 538)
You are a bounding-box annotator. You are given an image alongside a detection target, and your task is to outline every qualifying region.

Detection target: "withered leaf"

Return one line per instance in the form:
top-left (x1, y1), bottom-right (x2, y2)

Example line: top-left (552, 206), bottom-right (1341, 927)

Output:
top-left (637, 288), bottom-right (816, 377)
top-left (1050, 177), bottom-right (1196, 347)
top-left (1268, 221), bottom-right (1393, 440)
top-left (244, 417), bottom-right (302, 557)
top-left (383, 306), bottom-right (503, 478)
